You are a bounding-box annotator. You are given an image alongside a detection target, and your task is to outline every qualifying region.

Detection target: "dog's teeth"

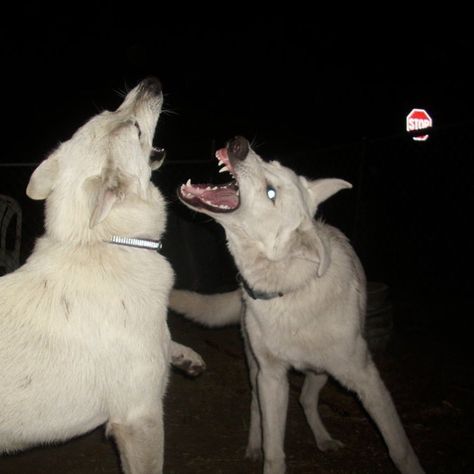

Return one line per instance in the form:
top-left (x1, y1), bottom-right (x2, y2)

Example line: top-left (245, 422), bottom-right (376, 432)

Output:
top-left (186, 178), bottom-right (192, 186)
top-left (202, 199), bottom-right (230, 210)
top-left (219, 166), bottom-right (229, 173)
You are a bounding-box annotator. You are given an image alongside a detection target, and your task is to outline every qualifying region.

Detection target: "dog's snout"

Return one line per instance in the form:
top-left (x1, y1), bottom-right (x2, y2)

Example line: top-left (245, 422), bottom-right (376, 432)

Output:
top-left (227, 136), bottom-right (249, 161)
top-left (141, 76), bottom-right (162, 95)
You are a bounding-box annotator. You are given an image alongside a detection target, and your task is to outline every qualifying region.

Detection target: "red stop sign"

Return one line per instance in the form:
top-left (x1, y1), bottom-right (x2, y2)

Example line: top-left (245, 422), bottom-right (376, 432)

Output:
top-left (406, 108), bottom-right (432, 141)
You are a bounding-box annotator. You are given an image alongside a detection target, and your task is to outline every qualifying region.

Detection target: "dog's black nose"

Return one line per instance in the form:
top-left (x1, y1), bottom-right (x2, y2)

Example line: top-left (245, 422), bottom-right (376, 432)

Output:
top-left (227, 136), bottom-right (249, 161)
top-left (141, 76), bottom-right (162, 95)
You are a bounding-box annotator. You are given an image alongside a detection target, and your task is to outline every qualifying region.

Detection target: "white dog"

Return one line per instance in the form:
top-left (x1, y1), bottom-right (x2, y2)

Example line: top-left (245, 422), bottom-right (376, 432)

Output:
top-left (170, 136), bottom-right (424, 474)
top-left (0, 77), bottom-right (204, 474)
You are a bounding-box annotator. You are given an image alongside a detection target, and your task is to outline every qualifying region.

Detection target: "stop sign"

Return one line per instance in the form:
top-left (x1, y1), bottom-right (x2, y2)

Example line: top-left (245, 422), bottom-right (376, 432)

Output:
top-left (406, 108), bottom-right (432, 141)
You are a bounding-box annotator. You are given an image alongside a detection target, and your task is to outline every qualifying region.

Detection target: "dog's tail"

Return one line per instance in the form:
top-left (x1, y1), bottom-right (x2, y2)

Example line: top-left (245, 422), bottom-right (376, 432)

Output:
top-left (169, 289), bottom-right (242, 327)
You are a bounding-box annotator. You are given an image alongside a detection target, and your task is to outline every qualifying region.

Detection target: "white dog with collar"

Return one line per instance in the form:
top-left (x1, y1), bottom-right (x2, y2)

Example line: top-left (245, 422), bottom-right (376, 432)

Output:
top-left (170, 136), bottom-right (424, 474)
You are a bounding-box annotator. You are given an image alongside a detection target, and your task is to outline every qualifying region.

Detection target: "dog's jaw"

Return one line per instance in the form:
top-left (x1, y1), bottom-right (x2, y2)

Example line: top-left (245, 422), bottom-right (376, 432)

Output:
top-left (178, 146), bottom-right (241, 213)
top-left (179, 180), bottom-right (240, 213)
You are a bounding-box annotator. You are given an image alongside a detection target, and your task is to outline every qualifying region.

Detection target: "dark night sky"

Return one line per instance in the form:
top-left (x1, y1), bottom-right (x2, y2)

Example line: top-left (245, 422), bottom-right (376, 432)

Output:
top-left (1, 7), bottom-right (473, 296)
top-left (1, 8), bottom-right (473, 162)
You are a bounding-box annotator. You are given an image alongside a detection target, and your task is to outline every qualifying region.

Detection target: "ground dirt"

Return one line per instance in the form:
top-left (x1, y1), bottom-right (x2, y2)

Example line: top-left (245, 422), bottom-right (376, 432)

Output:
top-left (1, 295), bottom-right (472, 473)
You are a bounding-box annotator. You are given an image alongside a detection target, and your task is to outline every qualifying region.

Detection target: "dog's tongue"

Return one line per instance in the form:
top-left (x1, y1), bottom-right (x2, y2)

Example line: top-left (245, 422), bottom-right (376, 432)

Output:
top-left (180, 181), bottom-right (239, 211)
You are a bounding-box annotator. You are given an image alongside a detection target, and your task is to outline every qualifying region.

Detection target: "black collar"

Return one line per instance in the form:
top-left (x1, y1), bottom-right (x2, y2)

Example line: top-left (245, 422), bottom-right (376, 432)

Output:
top-left (237, 273), bottom-right (283, 300)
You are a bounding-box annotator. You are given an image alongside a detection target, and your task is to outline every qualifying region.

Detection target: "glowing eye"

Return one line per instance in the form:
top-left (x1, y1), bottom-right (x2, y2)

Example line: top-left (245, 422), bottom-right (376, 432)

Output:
top-left (266, 185), bottom-right (277, 202)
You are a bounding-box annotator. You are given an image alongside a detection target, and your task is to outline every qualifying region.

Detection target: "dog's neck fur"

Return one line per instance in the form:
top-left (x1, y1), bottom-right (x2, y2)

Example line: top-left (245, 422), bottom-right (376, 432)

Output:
top-left (237, 272), bottom-right (283, 300)
top-left (226, 219), bottom-right (326, 297)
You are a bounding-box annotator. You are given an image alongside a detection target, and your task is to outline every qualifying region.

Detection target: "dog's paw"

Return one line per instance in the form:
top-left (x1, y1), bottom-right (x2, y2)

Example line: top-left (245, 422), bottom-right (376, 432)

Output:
top-left (317, 438), bottom-right (344, 452)
top-left (171, 346), bottom-right (206, 377)
top-left (245, 445), bottom-right (262, 461)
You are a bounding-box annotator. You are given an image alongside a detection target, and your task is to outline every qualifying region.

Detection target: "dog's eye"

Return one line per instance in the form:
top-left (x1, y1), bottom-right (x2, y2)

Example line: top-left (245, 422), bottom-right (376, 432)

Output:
top-left (134, 121), bottom-right (142, 138)
top-left (266, 185), bottom-right (277, 202)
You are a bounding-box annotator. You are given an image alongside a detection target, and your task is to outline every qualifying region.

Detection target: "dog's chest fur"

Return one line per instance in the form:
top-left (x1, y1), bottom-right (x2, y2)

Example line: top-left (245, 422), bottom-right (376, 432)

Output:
top-left (243, 286), bottom-right (344, 371)
top-left (238, 224), bottom-right (365, 372)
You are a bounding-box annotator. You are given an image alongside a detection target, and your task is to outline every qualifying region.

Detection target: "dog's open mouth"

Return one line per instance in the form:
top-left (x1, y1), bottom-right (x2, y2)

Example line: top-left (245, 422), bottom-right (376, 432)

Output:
top-left (178, 148), bottom-right (240, 213)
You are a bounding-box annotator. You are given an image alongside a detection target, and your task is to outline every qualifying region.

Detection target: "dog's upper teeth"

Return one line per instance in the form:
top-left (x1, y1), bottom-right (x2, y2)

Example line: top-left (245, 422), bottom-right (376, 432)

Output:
top-left (219, 166), bottom-right (229, 174)
top-left (181, 187), bottom-right (194, 199)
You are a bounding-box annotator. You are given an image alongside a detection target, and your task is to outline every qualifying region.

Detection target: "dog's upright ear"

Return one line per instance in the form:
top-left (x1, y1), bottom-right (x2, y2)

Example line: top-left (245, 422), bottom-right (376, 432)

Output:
top-left (300, 178), bottom-right (352, 277)
top-left (26, 156), bottom-right (59, 200)
top-left (89, 166), bottom-right (128, 228)
top-left (304, 178), bottom-right (352, 216)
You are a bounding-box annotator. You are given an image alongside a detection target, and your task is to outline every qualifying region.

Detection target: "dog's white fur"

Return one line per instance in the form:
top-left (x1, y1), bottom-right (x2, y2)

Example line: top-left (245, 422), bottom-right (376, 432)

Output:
top-left (170, 137), bottom-right (424, 474)
top-left (0, 78), bottom-right (203, 474)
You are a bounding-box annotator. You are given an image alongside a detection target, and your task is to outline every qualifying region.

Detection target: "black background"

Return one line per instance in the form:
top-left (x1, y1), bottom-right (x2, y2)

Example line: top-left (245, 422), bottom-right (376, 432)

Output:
top-left (2, 8), bottom-right (472, 160)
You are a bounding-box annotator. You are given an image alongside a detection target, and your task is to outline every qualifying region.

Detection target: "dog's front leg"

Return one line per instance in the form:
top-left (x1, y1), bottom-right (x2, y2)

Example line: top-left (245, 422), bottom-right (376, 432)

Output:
top-left (242, 331), bottom-right (262, 460)
top-left (257, 360), bottom-right (289, 474)
top-left (108, 409), bottom-right (164, 474)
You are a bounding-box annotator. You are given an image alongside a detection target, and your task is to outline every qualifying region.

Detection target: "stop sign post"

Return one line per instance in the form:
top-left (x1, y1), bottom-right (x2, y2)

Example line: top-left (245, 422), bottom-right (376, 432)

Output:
top-left (406, 108), bottom-right (432, 141)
